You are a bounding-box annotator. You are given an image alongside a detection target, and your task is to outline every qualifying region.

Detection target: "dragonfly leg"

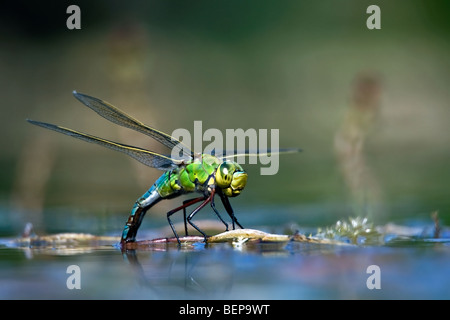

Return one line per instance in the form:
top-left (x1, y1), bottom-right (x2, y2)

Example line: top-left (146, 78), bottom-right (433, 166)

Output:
top-left (219, 191), bottom-right (244, 230)
top-left (210, 194), bottom-right (229, 231)
top-left (167, 196), bottom-right (206, 243)
top-left (186, 192), bottom-right (215, 242)
top-left (182, 197), bottom-right (206, 236)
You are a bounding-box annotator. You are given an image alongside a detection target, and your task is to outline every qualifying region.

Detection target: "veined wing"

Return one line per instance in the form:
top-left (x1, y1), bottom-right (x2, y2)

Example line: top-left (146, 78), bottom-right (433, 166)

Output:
top-left (26, 120), bottom-right (182, 170)
top-left (217, 148), bottom-right (302, 160)
top-left (72, 91), bottom-right (193, 160)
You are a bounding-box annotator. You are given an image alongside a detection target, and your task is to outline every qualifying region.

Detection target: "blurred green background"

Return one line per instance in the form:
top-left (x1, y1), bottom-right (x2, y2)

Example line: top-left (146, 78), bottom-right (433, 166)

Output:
top-left (1, 0), bottom-right (449, 237)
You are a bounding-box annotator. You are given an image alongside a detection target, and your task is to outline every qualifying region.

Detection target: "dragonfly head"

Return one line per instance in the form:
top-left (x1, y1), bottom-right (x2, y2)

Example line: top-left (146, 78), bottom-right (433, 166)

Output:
top-left (215, 161), bottom-right (248, 197)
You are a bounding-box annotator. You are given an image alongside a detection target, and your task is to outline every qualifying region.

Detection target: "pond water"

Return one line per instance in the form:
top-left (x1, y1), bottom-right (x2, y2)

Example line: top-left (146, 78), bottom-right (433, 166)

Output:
top-left (1, 206), bottom-right (449, 300)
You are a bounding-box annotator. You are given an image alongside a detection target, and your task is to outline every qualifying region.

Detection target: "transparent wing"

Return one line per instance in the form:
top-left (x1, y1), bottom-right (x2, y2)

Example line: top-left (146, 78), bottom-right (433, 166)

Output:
top-left (27, 120), bottom-right (182, 170)
top-left (217, 148), bottom-right (302, 160)
top-left (73, 91), bottom-right (193, 159)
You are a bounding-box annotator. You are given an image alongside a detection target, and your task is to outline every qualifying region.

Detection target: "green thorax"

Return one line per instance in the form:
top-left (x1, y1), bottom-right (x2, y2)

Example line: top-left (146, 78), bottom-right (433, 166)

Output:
top-left (155, 154), bottom-right (221, 198)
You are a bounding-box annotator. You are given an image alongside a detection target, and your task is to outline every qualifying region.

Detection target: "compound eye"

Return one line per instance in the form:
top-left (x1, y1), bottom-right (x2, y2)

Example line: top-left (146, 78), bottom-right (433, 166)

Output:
top-left (216, 162), bottom-right (234, 188)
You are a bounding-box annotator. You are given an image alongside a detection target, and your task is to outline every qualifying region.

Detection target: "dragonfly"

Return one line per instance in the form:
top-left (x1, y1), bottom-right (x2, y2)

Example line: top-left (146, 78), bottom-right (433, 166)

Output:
top-left (27, 91), bottom-right (300, 247)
